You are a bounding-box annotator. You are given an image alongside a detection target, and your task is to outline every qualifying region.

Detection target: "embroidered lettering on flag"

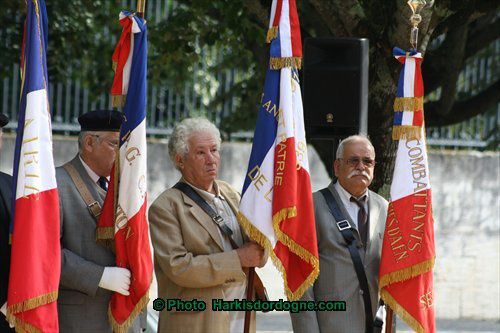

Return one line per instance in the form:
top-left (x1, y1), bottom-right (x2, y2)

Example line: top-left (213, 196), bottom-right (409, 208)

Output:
top-left (98, 11), bottom-right (153, 333)
top-left (379, 47), bottom-right (436, 333)
top-left (7, 1), bottom-right (61, 332)
top-left (238, 0), bottom-right (319, 301)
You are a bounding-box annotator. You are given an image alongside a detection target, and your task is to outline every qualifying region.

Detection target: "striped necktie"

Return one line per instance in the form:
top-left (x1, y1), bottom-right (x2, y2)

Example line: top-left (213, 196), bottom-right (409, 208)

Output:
top-left (350, 195), bottom-right (368, 247)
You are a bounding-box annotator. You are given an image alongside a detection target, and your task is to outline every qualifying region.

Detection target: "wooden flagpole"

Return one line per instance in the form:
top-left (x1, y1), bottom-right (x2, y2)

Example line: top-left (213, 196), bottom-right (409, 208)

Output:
top-left (244, 268), bottom-right (255, 333)
top-left (385, 306), bottom-right (394, 333)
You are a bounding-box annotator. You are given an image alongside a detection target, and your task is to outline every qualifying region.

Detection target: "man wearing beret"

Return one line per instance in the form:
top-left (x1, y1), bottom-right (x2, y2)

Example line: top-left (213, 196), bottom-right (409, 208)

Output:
top-left (0, 113), bottom-right (14, 332)
top-left (56, 110), bottom-right (143, 332)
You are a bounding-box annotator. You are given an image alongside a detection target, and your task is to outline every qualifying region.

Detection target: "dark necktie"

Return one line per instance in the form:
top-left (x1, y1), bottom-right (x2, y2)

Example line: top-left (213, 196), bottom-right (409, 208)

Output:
top-left (350, 195), bottom-right (368, 247)
top-left (97, 177), bottom-right (108, 191)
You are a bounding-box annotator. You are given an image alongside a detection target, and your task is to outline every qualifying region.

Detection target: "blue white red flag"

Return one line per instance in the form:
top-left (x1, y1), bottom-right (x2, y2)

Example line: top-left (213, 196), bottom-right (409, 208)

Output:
top-left (379, 47), bottom-right (436, 333)
top-left (98, 11), bottom-right (153, 332)
top-left (238, 0), bottom-right (319, 301)
top-left (7, 0), bottom-right (61, 331)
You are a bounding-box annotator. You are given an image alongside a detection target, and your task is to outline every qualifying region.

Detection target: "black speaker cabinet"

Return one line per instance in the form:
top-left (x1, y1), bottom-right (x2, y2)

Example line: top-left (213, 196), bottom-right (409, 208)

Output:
top-left (303, 38), bottom-right (369, 139)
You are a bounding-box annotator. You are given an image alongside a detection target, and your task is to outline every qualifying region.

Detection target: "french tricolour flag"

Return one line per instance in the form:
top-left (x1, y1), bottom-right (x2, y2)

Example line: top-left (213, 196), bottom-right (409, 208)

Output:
top-left (238, 0), bottom-right (319, 301)
top-left (379, 48), bottom-right (436, 333)
top-left (98, 11), bottom-right (152, 333)
top-left (7, 0), bottom-right (61, 331)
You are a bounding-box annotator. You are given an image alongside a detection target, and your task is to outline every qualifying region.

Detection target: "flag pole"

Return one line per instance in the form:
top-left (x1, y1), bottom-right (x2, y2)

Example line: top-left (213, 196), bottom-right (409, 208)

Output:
top-left (244, 268), bottom-right (255, 333)
top-left (385, 306), bottom-right (394, 333)
top-left (136, 0), bottom-right (146, 18)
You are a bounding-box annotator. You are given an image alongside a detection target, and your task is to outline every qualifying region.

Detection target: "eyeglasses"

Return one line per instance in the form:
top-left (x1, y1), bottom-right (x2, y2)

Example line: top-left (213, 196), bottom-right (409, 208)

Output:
top-left (91, 135), bottom-right (119, 148)
top-left (339, 157), bottom-right (376, 167)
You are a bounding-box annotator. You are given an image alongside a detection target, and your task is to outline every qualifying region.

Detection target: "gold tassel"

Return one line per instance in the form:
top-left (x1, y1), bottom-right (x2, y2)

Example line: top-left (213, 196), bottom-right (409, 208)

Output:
top-left (269, 57), bottom-right (302, 70)
top-left (238, 209), bottom-right (320, 301)
top-left (381, 289), bottom-right (425, 333)
top-left (108, 288), bottom-right (151, 333)
top-left (379, 258), bottom-right (435, 288)
top-left (111, 95), bottom-right (126, 108)
top-left (392, 125), bottom-right (422, 141)
top-left (393, 97), bottom-right (423, 111)
top-left (112, 61), bottom-right (118, 72)
top-left (266, 26), bottom-right (278, 43)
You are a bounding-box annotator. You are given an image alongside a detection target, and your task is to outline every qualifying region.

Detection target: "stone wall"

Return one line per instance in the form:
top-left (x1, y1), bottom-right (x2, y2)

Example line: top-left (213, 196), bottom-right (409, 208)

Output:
top-left (1, 135), bottom-right (498, 320)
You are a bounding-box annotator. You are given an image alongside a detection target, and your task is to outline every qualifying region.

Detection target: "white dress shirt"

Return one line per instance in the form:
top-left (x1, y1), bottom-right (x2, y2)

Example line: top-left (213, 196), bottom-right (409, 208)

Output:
top-left (79, 155), bottom-right (109, 188)
top-left (334, 181), bottom-right (369, 229)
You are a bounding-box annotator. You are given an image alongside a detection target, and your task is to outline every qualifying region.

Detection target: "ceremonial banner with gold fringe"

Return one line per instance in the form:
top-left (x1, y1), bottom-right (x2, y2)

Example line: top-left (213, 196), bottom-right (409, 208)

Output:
top-left (98, 10), bottom-right (153, 333)
top-left (238, 0), bottom-right (319, 301)
top-left (110, 11), bottom-right (141, 108)
top-left (7, 0), bottom-right (61, 331)
top-left (379, 47), bottom-right (436, 333)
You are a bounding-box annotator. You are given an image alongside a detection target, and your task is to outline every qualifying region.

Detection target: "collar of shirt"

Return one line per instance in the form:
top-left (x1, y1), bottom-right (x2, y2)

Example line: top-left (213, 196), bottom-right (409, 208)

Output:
top-left (79, 155), bottom-right (109, 185)
top-left (182, 179), bottom-right (225, 203)
top-left (334, 180), bottom-right (369, 227)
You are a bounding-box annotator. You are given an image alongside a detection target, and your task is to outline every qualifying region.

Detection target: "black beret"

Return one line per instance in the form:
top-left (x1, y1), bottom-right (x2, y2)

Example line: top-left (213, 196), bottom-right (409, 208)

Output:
top-left (78, 110), bottom-right (124, 132)
top-left (0, 113), bottom-right (9, 128)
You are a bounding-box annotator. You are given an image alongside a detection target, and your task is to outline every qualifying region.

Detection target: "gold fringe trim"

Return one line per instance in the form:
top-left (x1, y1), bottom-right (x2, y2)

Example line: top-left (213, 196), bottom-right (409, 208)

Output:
top-left (237, 210), bottom-right (320, 301)
top-left (392, 125), bottom-right (422, 141)
top-left (108, 289), bottom-right (150, 333)
top-left (381, 289), bottom-right (425, 333)
top-left (5, 312), bottom-right (42, 333)
top-left (393, 97), bottom-right (423, 111)
top-left (269, 57), bottom-right (302, 70)
top-left (96, 226), bottom-right (115, 240)
top-left (6, 291), bottom-right (58, 314)
top-left (6, 291), bottom-right (58, 332)
top-left (272, 207), bottom-right (297, 224)
top-left (112, 95), bottom-right (126, 108)
top-left (266, 26), bottom-right (278, 43)
top-left (379, 258), bottom-right (435, 288)
top-left (112, 61), bottom-right (118, 72)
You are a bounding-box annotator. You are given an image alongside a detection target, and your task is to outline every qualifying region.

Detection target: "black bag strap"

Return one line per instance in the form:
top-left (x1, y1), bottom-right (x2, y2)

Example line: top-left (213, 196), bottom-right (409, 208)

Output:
top-left (173, 182), bottom-right (235, 240)
top-left (320, 188), bottom-right (374, 333)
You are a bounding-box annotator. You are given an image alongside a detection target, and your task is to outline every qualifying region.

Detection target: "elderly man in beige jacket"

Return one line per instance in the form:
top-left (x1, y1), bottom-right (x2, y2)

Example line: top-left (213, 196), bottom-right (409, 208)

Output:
top-left (149, 117), bottom-right (266, 333)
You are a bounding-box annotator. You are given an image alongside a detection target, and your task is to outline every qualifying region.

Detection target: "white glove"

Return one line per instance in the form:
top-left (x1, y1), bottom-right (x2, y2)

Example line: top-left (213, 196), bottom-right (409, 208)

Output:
top-left (98, 267), bottom-right (131, 296)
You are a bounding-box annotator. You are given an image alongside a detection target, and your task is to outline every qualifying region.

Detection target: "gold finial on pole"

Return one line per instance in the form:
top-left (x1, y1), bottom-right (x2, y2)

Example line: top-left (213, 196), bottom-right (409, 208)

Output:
top-left (137, 0), bottom-right (146, 18)
top-left (407, 0), bottom-right (427, 50)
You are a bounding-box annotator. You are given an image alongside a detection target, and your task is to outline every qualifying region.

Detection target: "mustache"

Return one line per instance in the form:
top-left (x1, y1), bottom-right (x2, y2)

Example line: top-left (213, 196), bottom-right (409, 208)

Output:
top-left (347, 170), bottom-right (371, 180)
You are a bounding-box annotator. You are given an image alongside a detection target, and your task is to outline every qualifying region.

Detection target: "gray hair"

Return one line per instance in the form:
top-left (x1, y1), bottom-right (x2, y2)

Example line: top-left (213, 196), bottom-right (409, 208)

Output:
top-left (168, 117), bottom-right (221, 170)
top-left (336, 135), bottom-right (375, 159)
top-left (78, 131), bottom-right (100, 152)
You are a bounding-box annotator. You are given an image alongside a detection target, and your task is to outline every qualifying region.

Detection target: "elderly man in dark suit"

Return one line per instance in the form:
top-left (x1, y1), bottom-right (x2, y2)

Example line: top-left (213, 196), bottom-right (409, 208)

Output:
top-left (291, 135), bottom-right (388, 333)
top-left (0, 113), bottom-right (14, 332)
top-left (56, 110), bottom-right (143, 332)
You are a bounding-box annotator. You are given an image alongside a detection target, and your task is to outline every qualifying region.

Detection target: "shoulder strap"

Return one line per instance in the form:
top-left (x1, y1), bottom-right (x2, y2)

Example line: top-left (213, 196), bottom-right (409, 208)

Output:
top-left (320, 188), bottom-right (374, 333)
top-left (173, 181), bottom-right (269, 304)
top-left (173, 182), bottom-right (235, 241)
top-left (63, 163), bottom-right (102, 219)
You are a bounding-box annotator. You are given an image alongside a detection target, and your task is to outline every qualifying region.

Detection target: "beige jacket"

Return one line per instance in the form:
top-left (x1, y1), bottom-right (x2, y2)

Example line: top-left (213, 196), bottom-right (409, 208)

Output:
top-left (149, 180), bottom-right (257, 333)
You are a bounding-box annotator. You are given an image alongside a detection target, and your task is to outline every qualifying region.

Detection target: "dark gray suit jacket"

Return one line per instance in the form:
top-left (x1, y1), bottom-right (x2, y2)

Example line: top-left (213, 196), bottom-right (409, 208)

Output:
top-left (56, 156), bottom-right (142, 333)
top-left (291, 181), bottom-right (388, 333)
